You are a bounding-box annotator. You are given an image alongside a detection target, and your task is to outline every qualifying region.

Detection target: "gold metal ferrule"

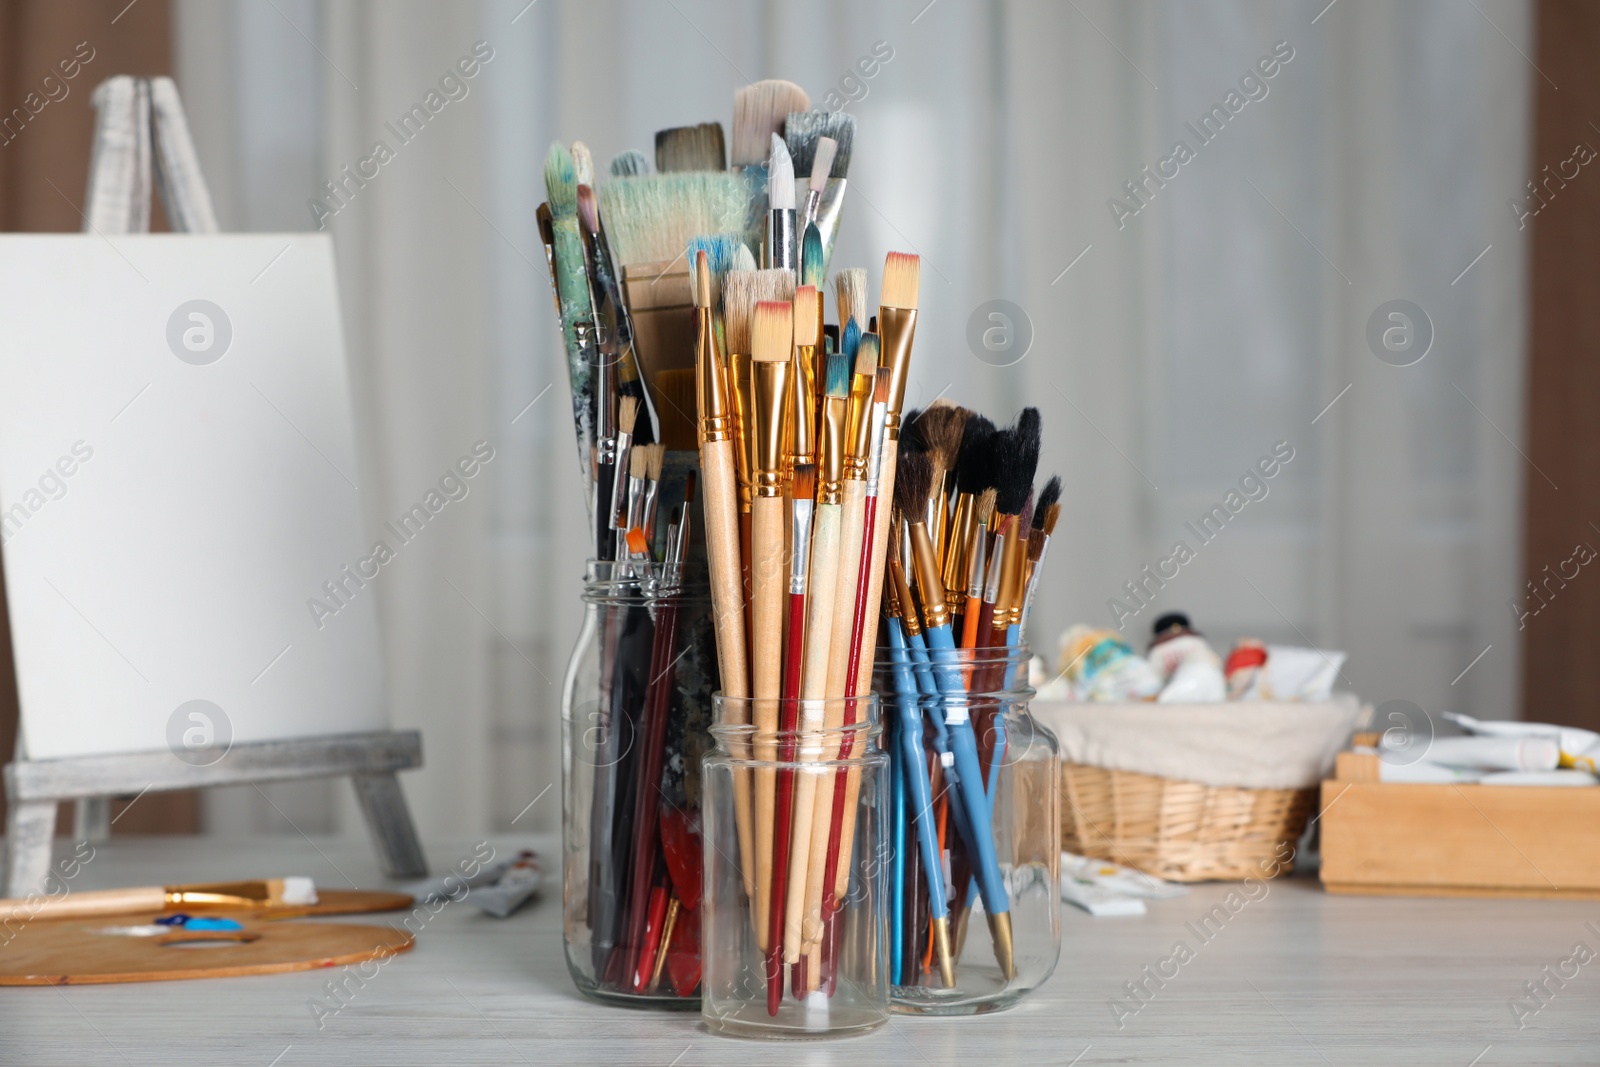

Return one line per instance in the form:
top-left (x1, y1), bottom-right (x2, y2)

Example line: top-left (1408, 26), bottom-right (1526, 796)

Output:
top-left (729, 351), bottom-right (754, 510)
top-left (752, 359), bottom-right (791, 498)
top-left (993, 524), bottom-right (1025, 634)
top-left (819, 395), bottom-right (846, 505)
top-left (844, 373), bottom-right (874, 479)
top-left (943, 492), bottom-right (974, 610)
top-left (695, 308), bottom-right (735, 444)
top-left (909, 521), bottom-right (949, 630)
top-left (788, 342), bottom-right (817, 474)
top-left (890, 557), bottom-right (922, 637)
top-left (877, 305), bottom-right (918, 435)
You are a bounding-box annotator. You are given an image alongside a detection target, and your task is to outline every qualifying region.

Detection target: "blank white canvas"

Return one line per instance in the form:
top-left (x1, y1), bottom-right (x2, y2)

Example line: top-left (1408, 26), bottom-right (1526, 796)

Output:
top-left (0, 234), bottom-right (386, 760)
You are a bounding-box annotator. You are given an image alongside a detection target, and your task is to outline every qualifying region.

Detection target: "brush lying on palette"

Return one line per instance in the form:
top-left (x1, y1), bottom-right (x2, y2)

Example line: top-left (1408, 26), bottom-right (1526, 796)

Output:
top-left (536, 80), bottom-right (857, 1001)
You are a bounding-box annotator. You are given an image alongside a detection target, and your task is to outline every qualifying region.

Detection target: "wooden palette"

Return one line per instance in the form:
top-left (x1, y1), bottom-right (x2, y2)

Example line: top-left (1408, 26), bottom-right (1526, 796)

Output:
top-left (0, 918), bottom-right (413, 985)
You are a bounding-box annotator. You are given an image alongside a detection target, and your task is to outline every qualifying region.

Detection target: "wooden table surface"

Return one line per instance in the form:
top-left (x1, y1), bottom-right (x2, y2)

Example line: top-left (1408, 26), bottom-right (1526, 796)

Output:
top-left (1, 834), bottom-right (1596, 1065)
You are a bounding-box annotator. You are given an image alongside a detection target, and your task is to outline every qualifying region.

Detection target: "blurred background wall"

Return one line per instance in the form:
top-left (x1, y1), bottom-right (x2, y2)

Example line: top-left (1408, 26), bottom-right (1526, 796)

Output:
top-left (3, 0), bottom-right (1555, 841)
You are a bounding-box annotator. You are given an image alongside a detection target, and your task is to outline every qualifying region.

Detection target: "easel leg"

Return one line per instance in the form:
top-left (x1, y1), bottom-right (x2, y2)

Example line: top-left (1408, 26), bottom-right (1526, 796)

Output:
top-left (5, 800), bottom-right (58, 898)
top-left (351, 772), bottom-right (427, 879)
top-left (73, 798), bottom-right (112, 843)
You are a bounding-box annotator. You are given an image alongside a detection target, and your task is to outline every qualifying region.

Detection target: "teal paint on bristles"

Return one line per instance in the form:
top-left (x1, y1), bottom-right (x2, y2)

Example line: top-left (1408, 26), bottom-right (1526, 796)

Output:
top-left (686, 232), bottom-right (749, 309)
top-left (824, 348), bottom-right (851, 399)
top-left (610, 149), bottom-right (651, 177)
top-left (800, 223), bottom-right (824, 289)
top-left (841, 317), bottom-right (862, 363)
top-left (597, 172), bottom-right (748, 268)
top-left (543, 142), bottom-right (595, 473)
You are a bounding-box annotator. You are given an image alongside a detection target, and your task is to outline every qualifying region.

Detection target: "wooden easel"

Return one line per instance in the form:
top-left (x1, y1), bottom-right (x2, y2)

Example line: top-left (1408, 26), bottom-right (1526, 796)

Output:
top-left (1, 77), bottom-right (427, 896)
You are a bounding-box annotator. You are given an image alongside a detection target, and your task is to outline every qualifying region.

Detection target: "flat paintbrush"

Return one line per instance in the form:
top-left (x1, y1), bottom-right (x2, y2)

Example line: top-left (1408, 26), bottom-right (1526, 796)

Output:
top-left (655, 122), bottom-right (726, 172)
top-left (748, 300), bottom-right (793, 959)
top-left (693, 251), bottom-right (754, 905)
top-left (733, 80), bottom-right (810, 169)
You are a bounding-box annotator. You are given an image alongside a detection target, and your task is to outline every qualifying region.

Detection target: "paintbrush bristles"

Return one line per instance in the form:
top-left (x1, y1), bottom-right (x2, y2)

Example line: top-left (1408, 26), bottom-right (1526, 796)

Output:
top-left (610, 149), bottom-right (650, 177)
top-left (733, 80), bottom-right (810, 167)
top-left (646, 443), bottom-right (665, 481)
top-left (598, 173), bottom-right (749, 266)
top-left (768, 134), bottom-right (795, 211)
top-left (834, 268), bottom-right (867, 332)
top-left (576, 185), bottom-right (599, 235)
top-left (630, 444), bottom-right (649, 479)
top-left (894, 450), bottom-right (935, 523)
top-left (733, 244), bottom-right (756, 272)
top-left (856, 332), bottom-right (880, 378)
top-left (881, 252), bottom-right (921, 309)
top-left (571, 142), bottom-right (594, 187)
top-left (977, 488), bottom-right (997, 525)
top-left (918, 405), bottom-right (969, 475)
top-left (824, 352), bottom-right (850, 398)
top-left (800, 224), bottom-right (824, 289)
top-left (724, 270), bottom-right (757, 353)
top-left (752, 301), bottom-right (794, 363)
top-left (1034, 475), bottom-right (1062, 528)
top-left (543, 143), bottom-right (576, 216)
top-left (809, 137), bottom-right (837, 191)
top-left (791, 463), bottom-right (816, 501)
top-left (619, 395), bottom-right (640, 436)
top-left (955, 415), bottom-right (997, 494)
top-left (754, 267), bottom-right (796, 304)
top-left (655, 122), bottom-right (727, 172)
top-left (784, 110), bottom-right (856, 178)
top-left (794, 287), bottom-right (820, 346)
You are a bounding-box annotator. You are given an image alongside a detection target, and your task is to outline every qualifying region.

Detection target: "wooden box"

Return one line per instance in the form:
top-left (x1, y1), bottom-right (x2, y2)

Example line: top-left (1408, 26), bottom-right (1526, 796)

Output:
top-left (1319, 752), bottom-right (1600, 899)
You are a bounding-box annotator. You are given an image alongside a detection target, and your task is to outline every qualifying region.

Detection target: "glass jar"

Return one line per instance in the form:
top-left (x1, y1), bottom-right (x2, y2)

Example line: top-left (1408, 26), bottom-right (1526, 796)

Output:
top-left (873, 642), bottom-right (1060, 1015)
top-left (560, 560), bottom-right (717, 1007)
top-left (701, 695), bottom-right (890, 1039)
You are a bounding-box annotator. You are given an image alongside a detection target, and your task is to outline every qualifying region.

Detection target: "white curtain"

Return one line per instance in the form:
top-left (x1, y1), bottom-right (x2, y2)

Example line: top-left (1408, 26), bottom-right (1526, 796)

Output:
top-left (174, 0), bottom-right (1529, 839)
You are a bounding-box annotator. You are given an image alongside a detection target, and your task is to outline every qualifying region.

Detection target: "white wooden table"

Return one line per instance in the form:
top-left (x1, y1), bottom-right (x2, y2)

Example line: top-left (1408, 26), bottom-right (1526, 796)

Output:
top-left (1, 834), bottom-right (1594, 1065)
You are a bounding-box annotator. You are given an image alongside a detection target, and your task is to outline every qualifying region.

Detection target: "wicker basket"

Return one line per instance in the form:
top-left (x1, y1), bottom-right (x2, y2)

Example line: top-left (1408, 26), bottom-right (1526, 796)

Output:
top-left (1060, 761), bottom-right (1315, 882)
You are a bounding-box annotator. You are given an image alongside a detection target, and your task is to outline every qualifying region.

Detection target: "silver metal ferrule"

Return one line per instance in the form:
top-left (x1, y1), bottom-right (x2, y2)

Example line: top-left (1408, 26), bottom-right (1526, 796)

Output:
top-left (607, 429), bottom-right (632, 530)
top-left (863, 401), bottom-right (888, 497)
top-left (789, 500), bottom-right (814, 595)
top-left (965, 533), bottom-right (987, 602)
top-left (803, 188), bottom-right (823, 227)
top-left (984, 530), bottom-right (1007, 603)
top-left (766, 209), bottom-right (796, 272)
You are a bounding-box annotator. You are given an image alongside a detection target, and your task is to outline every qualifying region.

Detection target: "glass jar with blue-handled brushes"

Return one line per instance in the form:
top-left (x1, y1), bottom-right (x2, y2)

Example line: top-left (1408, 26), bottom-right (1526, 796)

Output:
top-left (874, 543), bottom-right (1061, 1014)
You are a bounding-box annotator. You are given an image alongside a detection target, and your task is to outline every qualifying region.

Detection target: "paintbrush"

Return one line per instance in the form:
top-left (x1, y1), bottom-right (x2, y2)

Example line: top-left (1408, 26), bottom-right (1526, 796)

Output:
top-left (800, 226), bottom-right (825, 410)
top-left (784, 110), bottom-right (856, 181)
top-left (768, 461), bottom-right (814, 1012)
top-left (765, 135), bottom-right (796, 272)
top-left (899, 450), bottom-right (1016, 982)
top-left (886, 550), bottom-right (956, 987)
top-left (580, 185), bottom-right (659, 446)
top-left (542, 144), bottom-right (597, 496)
top-left (572, 141), bottom-right (595, 188)
top-left (608, 397), bottom-right (640, 539)
top-left (916, 404), bottom-right (970, 577)
top-left (749, 299), bottom-right (793, 959)
top-left (733, 80), bottom-right (810, 169)
top-left (802, 137), bottom-right (837, 228)
top-left (781, 346), bottom-right (850, 990)
top-left (656, 122), bottom-right (726, 172)
top-left (0, 878), bottom-right (317, 921)
top-left (819, 361), bottom-right (891, 989)
top-left (946, 415), bottom-right (996, 629)
top-left (834, 268), bottom-right (867, 341)
top-left (610, 149), bottom-right (650, 177)
top-left (788, 286), bottom-right (820, 478)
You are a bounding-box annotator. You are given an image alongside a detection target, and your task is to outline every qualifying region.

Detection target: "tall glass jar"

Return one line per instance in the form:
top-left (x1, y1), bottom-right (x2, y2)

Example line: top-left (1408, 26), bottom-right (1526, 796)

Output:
top-left (701, 695), bottom-right (890, 1039)
top-left (873, 642), bottom-right (1060, 1015)
top-left (560, 560), bottom-right (717, 1007)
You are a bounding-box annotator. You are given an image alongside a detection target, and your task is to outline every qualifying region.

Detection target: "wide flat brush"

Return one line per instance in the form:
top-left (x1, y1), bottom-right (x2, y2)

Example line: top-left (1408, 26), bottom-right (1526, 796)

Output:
top-left (610, 149), bottom-right (650, 177)
top-left (748, 300), bottom-right (793, 959)
top-left (733, 80), bottom-right (810, 169)
top-left (655, 122), bottom-right (726, 172)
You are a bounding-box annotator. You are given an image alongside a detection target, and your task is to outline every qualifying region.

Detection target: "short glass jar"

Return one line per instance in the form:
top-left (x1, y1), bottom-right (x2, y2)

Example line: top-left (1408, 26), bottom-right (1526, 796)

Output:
top-left (874, 641), bottom-right (1060, 1015)
top-left (560, 560), bottom-right (717, 1007)
top-left (701, 695), bottom-right (890, 1039)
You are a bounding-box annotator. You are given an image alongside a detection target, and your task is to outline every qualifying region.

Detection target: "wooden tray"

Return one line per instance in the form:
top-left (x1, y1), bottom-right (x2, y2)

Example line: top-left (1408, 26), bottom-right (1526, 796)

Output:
top-left (1320, 752), bottom-right (1600, 899)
